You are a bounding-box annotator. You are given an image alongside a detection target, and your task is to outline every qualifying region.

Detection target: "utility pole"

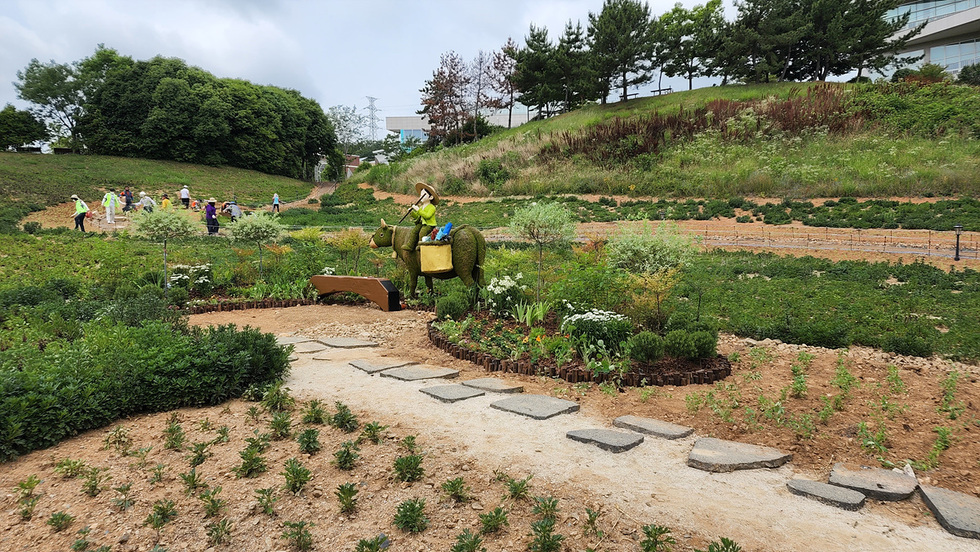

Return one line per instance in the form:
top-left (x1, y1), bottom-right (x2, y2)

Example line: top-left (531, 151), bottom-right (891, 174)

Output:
top-left (365, 97), bottom-right (382, 141)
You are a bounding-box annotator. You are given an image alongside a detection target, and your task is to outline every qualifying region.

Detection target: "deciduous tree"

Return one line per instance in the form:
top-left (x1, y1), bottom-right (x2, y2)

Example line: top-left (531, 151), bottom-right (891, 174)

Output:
top-left (0, 104), bottom-right (48, 149)
top-left (488, 38), bottom-right (520, 128)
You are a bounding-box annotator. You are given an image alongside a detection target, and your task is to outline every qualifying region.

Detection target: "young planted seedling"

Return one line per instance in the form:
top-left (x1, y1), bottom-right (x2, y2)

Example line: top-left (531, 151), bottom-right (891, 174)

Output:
top-left (393, 454), bottom-right (425, 482)
top-left (18, 496), bottom-right (40, 520)
top-left (336, 482), bottom-right (359, 514)
top-left (938, 370), bottom-right (965, 420)
top-left (301, 399), bottom-right (327, 424)
top-left (199, 486), bottom-right (227, 517)
top-left (886, 365), bottom-right (907, 395)
top-left (361, 421), bottom-right (389, 444)
top-left (102, 425), bottom-right (133, 453)
top-left (331, 401), bottom-right (360, 433)
top-left (149, 463), bottom-right (167, 485)
top-left (16, 474), bottom-right (41, 500)
top-left (333, 440), bottom-right (360, 471)
top-left (857, 420), bottom-right (888, 454)
top-left (46, 510), bottom-right (75, 533)
top-left (450, 529), bottom-right (486, 552)
top-left (400, 434), bottom-right (419, 453)
top-left (354, 534), bottom-right (390, 552)
top-left (246, 406), bottom-right (262, 423)
top-left (234, 447), bottom-right (268, 478)
top-left (255, 487), bottom-right (278, 516)
top-left (163, 419), bottom-right (186, 451)
top-left (206, 518), bottom-right (232, 545)
top-left (441, 477), bottom-right (472, 502)
top-left (212, 425), bottom-right (231, 444)
top-left (245, 431), bottom-right (272, 452)
top-left (280, 520), bottom-right (314, 551)
top-left (393, 498), bottom-right (428, 533)
top-left (640, 524), bottom-right (675, 552)
top-left (478, 507), bottom-right (509, 534)
top-left (269, 411), bottom-right (293, 440)
top-left (81, 467), bottom-right (110, 497)
top-left (111, 483), bottom-right (134, 510)
top-left (128, 446), bottom-right (153, 469)
top-left (505, 475), bottom-right (532, 500)
top-left (261, 381), bottom-right (295, 412)
top-left (187, 441), bottom-right (211, 467)
top-left (297, 428), bottom-right (322, 455)
top-left (583, 507), bottom-right (603, 537)
top-left (144, 499), bottom-right (178, 529)
top-left (179, 467), bottom-right (208, 496)
top-left (532, 496), bottom-right (559, 521)
top-left (527, 517), bottom-right (563, 552)
top-left (695, 537), bottom-right (742, 552)
top-left (281, 458), bottom-right (313, 494)
top-left (54, 458), bottom-right (88, 478)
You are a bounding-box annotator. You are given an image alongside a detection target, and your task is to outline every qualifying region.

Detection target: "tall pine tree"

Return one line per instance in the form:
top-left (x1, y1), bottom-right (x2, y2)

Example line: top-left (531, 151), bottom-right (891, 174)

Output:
top-left (587, 0), bottom-right (656, 102)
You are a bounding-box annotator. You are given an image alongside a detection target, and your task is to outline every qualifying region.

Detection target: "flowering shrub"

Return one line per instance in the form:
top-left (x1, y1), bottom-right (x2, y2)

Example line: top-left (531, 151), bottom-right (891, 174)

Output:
top-left (170, 264), bottom-right (213, 295)
top-left (560, 309), bottom-right (633, 353)
top-left (482, 273), bottom-right (529, 317)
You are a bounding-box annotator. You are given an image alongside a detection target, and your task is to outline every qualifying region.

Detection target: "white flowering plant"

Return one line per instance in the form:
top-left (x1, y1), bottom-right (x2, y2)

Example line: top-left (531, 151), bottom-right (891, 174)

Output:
top-left (169, 264), bottom-right (214, 295)
top-left (481, 272), bottom-right (530, 317)
top-left (560, 308), bottom-right (634, 355)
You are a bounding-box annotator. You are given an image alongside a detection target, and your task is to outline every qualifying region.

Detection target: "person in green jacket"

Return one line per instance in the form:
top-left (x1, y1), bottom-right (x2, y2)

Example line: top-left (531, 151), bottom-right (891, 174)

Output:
top-left (101, 188), bottom-right (119, 224)
top-left (70, 194), bottom-right (89, 232)
top-left (403, 182), bottom-right (438, 253)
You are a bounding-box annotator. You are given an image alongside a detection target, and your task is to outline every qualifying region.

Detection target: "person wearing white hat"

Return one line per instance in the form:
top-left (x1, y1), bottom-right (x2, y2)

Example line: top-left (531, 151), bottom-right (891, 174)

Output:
top-left (136, 191), bottom-right (157, 213)
top-left (179, 185), bottom-right (190, 209)
top-left (69, 194), bottom-right (89, 232)
top-left (205, 198), bottom-right (219, 235)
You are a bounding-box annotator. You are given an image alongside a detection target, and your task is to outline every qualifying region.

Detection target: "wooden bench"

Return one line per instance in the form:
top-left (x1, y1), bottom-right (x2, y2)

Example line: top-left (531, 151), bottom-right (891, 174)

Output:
top-left (308, 275), bottom-right (401, 312)
top-left (620, 92), bottom-right (639, 102)
top-left (651, 87), bottom-right (673, 96)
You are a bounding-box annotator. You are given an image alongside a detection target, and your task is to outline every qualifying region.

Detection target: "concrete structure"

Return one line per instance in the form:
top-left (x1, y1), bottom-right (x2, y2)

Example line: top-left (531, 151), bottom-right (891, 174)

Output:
top-left (385, 112), bottom-right (531, 144)
top-left (892, 2), bottom-right (980, 73)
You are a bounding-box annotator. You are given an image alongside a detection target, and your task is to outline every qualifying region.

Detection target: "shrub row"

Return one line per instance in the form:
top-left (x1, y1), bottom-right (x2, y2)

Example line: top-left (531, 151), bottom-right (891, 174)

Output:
top-left (0, 322), bottom-right (290, 461)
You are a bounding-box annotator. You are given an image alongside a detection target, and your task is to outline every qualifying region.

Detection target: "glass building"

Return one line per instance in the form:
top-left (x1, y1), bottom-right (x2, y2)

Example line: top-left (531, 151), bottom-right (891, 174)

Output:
top-left (890, 2), bottom-right (980, 73)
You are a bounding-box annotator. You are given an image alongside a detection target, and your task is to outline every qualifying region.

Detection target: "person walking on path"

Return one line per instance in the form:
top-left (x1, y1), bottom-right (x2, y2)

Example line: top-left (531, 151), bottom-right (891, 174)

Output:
top-left (136, 191), bottom-right (157, 213)
top-left (70, 194), bottom-right (89, 232)
top-left (272, 192), bottom-right (280, 213)
top-left (160, 193), bottom-right (173, 210)
top-left (121, 187), bottom-right (134, 212)
top-left (101, 188), bottom-right (119, 224)
top-left (205, 197), bottom-right (219, 235)
top-left (179, 185), bottom-right (190, 209)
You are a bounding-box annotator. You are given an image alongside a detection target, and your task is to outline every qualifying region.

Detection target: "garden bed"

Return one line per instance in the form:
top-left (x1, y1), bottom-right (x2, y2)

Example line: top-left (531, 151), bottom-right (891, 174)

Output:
top-left (427, 318), bottom-right (731, 388)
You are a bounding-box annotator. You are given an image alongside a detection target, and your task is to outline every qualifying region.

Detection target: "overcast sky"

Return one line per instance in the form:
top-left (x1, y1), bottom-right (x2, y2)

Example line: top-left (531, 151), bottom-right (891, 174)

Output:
top-left (1, 0), bottom-right (733, 137)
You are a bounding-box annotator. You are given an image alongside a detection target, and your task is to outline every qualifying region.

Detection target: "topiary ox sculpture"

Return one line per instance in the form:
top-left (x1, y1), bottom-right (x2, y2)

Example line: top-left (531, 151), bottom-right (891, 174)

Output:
top-left (369, 219), bottom-right (486, 297)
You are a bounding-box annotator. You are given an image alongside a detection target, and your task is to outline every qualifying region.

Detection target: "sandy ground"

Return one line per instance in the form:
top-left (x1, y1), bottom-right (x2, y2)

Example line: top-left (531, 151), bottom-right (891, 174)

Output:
top-left (199, 305), bottom-right (978, 551)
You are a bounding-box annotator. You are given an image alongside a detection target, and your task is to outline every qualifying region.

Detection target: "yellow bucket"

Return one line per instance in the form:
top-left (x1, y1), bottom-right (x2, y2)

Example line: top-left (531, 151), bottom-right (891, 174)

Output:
top-left (420, 243), bottom-right (453, 273)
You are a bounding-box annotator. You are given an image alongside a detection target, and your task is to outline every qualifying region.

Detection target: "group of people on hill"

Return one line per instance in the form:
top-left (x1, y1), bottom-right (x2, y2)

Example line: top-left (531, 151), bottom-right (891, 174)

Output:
top-left (69, 187), bottom-right (282, 233)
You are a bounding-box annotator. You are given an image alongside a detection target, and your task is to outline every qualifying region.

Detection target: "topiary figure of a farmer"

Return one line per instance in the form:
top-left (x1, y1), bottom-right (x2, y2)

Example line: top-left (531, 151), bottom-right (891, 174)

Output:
top-left (402, 182), bottom-right (439, 254)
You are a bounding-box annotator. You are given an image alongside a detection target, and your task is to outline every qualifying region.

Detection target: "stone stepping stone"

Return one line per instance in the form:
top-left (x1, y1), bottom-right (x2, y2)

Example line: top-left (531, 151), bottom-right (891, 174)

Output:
top-left (827, 463), bottom-right (917, 501)
top-left (277, 335), bottom-right (313, 345)
top-left (787, 479), bottom-right (866, 511)
top-left (567, 428), bottom-right (644, 453)
top-left (380, 366), bottom-right (459, 381)
top-left (349, 359), bottom-right (418, 374)
top-left (288, 355), bottom-right (299, 362)
top-left (490, 395), bottom-right (579, 420)
top-left (687, 437), bottom-right (792, 473)
top-left (311, 352), bottom-right (335, 361)
top-left (461, 378), bottom-right (524, 394)
top-left (291, 341), bottom-right (329, 354)
top-left (321, 337), bottom-right (378, 348)
top-left (420, 384), bottom-right (485, 403)
top-left (918, 484), bottom-right (980, 539)
top-left (613, 415), bottom-right (694, 440)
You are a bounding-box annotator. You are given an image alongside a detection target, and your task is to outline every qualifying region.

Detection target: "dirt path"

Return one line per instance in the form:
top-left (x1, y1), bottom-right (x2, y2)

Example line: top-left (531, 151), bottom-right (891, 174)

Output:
top-left (187, 305), bottom-right (978, 551)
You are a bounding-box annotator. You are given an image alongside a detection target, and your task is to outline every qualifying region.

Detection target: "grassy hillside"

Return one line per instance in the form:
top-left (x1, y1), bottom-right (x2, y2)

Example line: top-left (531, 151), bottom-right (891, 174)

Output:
top-left (355, 81), bottom-right (980, 199)
top-left (0, 153), bottom-right (313, 209)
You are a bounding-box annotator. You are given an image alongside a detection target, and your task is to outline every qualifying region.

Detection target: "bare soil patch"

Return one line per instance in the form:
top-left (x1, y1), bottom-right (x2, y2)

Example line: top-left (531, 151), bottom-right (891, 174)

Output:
top-left (3, 305), bottom-right (976, 552)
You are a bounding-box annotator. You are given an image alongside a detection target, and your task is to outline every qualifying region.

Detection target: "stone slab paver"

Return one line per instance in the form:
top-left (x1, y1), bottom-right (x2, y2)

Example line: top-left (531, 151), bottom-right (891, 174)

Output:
top-left (349, 359), bottom-right (418, 374)
top-left (787, 479), bottom-right (866, 511)
top-left (919, 484), bottom-right (980, 539)
top-left (687, 437), bottom-right (792, 473)
top-left (460, 378), bottom-right (524, 394)
top-left (567, 429), bottom-right (644, 452)
top-left (276, 335), bottom-right (313, 345)
top-left (420, 384), bottom-right (485, 403)
top-left (322, 337), bottom-right (378, 348)
top-left (288, 355), bottom-right (299, 362)
top-left (828, 463), bottom-right (917, 501)
top-left (380, 366), bottom-right (459, 381)
top-left (291, 341), bottom-right (329, 354)
top-left (490, 395), bottom-right (579, 420)
top-left (311, 353), bottom-right (334, 361)
top-left (613, 415), bottom-right (694, 440)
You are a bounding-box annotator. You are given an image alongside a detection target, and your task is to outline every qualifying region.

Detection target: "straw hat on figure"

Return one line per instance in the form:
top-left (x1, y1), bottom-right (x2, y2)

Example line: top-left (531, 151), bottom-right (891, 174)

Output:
top-left (403, 182), bottom-right (439, 253)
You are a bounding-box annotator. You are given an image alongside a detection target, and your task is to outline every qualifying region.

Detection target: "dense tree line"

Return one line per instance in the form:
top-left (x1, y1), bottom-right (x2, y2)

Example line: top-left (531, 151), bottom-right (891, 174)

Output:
top-left (0, 104), bottom-right (47, 149)
top-left (15, 46), bottom-right (341, 180)
top-left (419, 0), bottom-right (923, 136)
